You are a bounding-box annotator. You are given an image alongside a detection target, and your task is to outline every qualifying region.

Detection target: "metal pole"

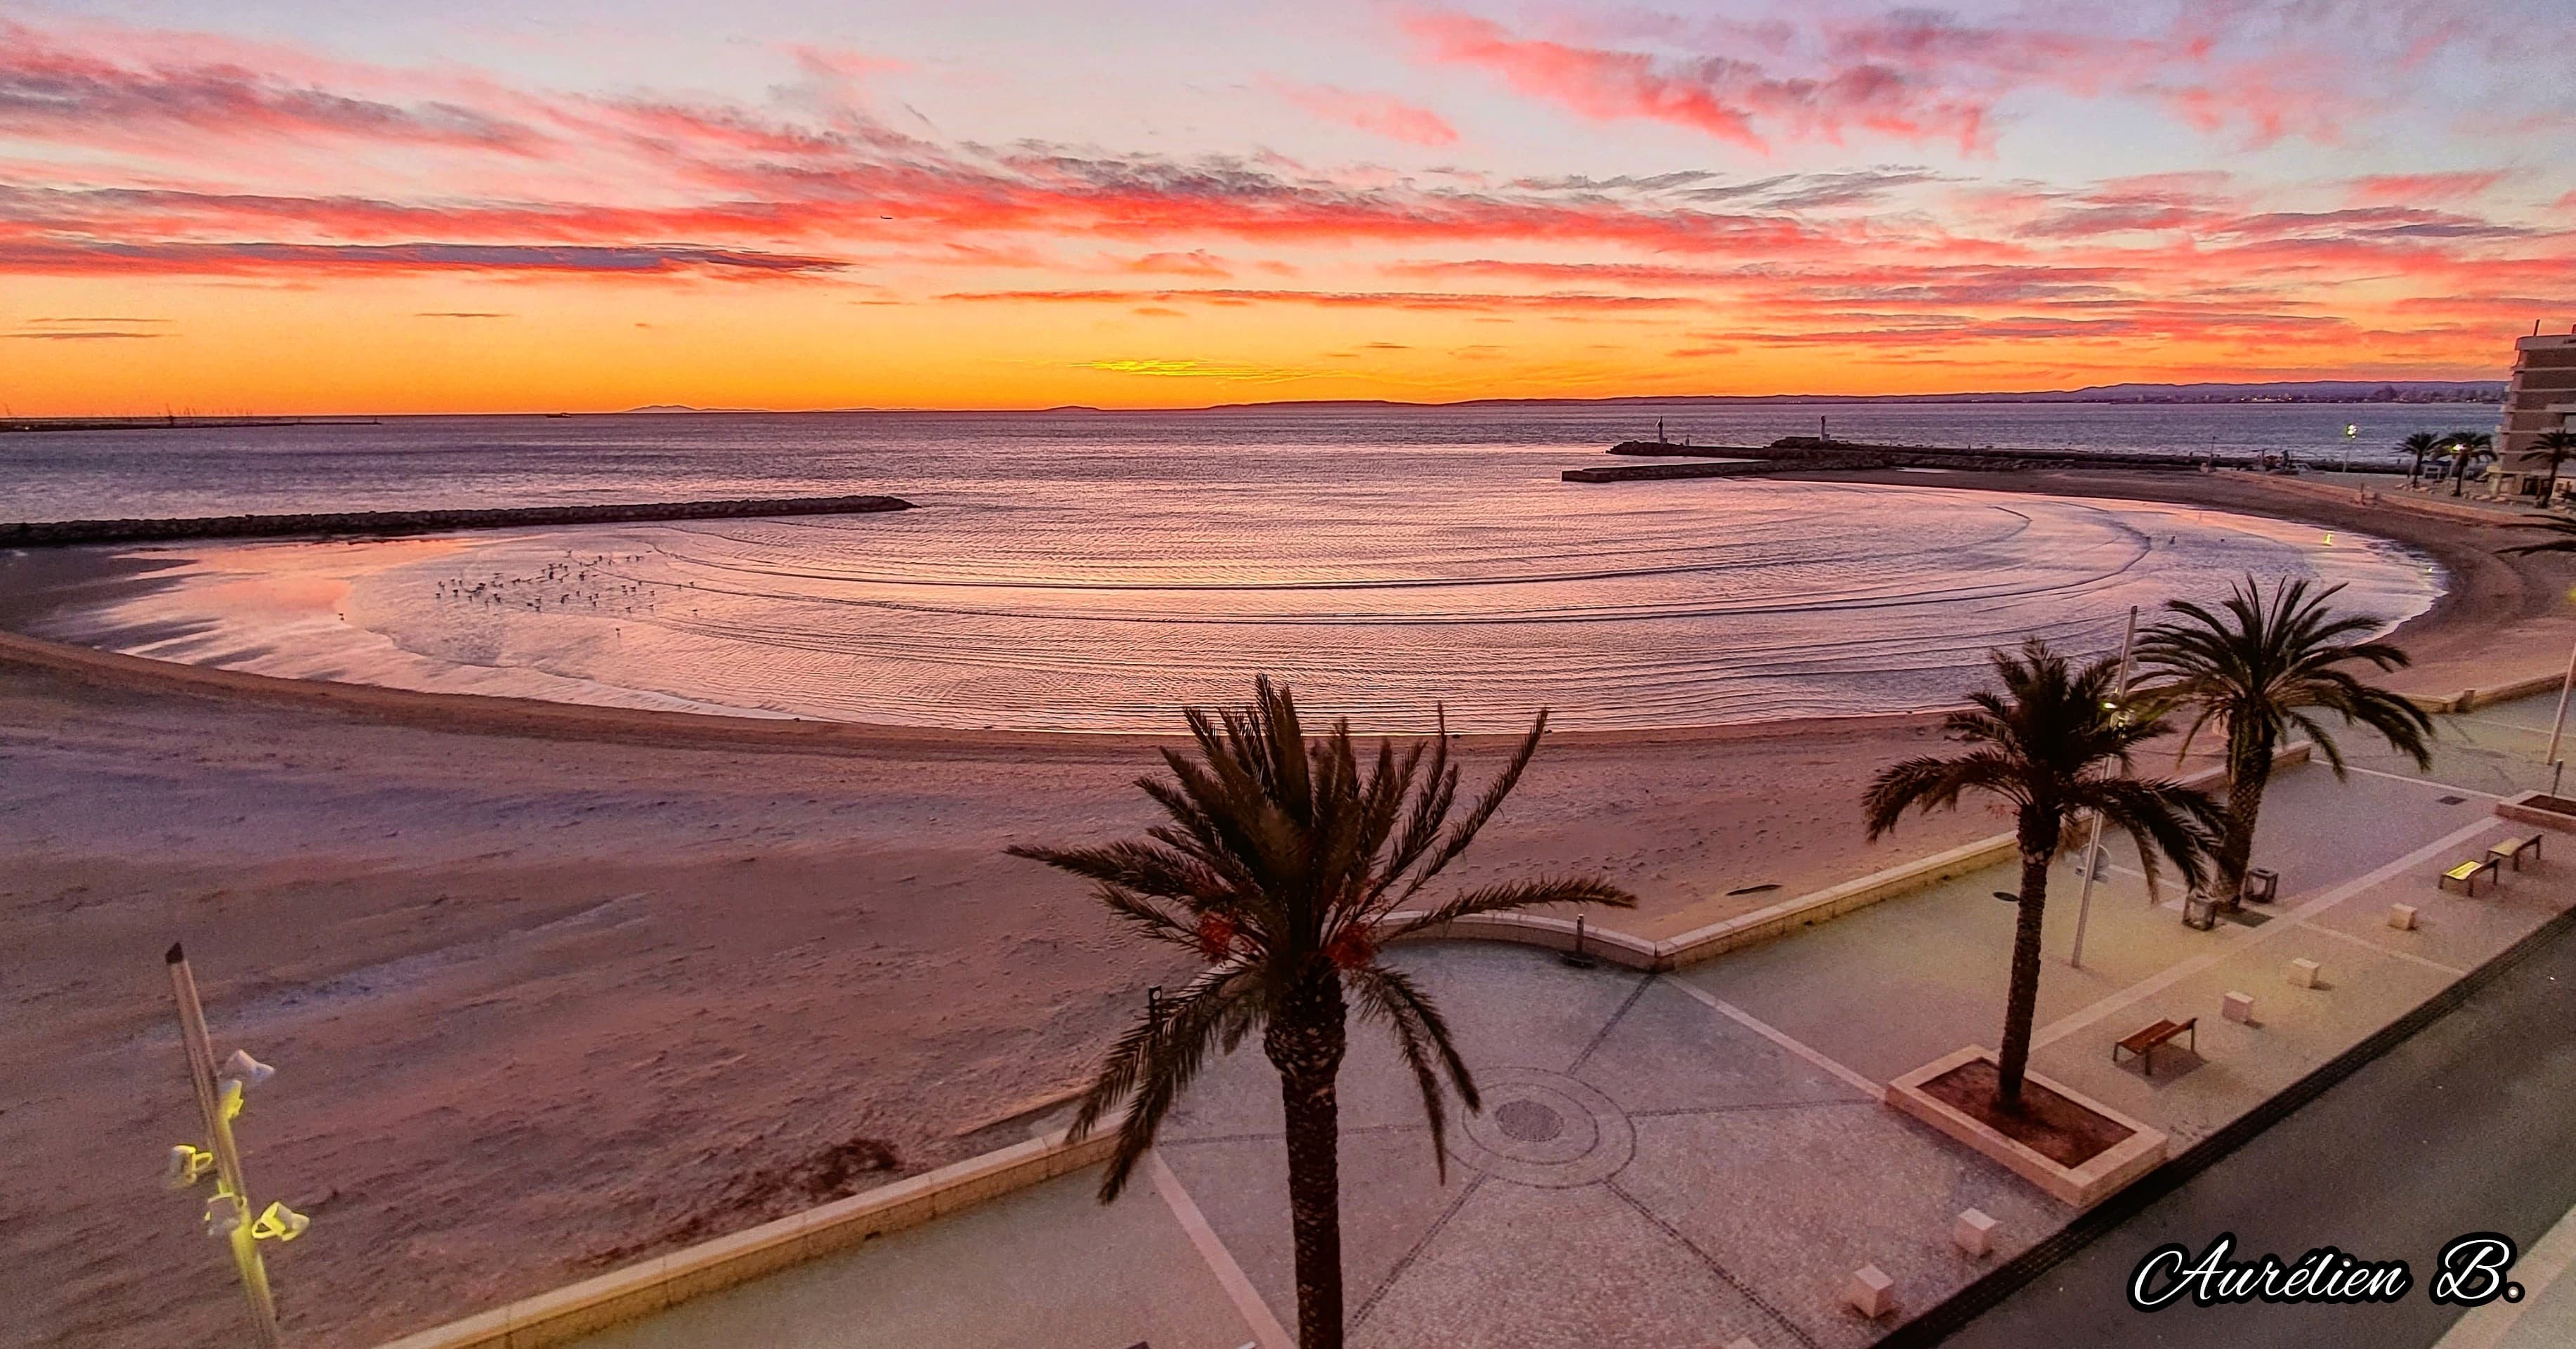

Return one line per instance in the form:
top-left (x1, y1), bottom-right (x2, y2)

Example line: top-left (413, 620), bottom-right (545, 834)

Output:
top-left (169, 944), bottom-right (282, 1348)
top-left (2546, 629), bottom-right (2576, 781)
top-left (2070, 606), bottom-right (2139, 969)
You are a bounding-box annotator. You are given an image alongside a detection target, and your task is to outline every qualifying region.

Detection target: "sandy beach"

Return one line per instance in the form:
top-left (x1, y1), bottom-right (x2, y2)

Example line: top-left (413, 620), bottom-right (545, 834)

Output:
top-left (6, 468), bottom-right (2572, 1349)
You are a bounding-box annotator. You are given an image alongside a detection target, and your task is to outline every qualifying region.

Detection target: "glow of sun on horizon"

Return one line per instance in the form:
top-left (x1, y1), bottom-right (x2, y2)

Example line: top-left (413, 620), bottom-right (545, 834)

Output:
top-left (2, 1), bottom-right (2572, 415)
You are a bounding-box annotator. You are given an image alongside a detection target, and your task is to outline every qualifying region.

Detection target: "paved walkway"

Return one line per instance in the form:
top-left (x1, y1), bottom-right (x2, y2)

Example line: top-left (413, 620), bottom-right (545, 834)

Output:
top-left (1942, 880), bottom-right (2576, 1349)
top-left (563, 693), bottom-right (2576, 1349)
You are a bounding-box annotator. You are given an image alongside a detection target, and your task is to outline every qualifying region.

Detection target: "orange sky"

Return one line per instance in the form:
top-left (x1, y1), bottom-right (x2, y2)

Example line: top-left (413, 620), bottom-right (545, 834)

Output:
top-left (5, 4), bottom-right (2572, 415)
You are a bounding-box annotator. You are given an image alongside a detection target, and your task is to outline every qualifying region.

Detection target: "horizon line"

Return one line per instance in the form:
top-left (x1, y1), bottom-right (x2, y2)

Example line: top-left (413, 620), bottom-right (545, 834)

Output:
top-left (15, 376), bottom-right (2509, 422)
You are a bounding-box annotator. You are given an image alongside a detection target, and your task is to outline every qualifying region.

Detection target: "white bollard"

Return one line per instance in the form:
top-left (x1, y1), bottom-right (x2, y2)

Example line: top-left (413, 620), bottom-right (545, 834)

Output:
top-left (2223, 991), bottom-right (2256, 1024)
top-left (1954, 1208), bottom-right (1998, 1257)
top-left (2388, 904), bottom-right (2419, 931)
top-left (1845, 1264), bottom-right (1896, 1318)
top-left (2287, 958), bottom-right (2322, 989)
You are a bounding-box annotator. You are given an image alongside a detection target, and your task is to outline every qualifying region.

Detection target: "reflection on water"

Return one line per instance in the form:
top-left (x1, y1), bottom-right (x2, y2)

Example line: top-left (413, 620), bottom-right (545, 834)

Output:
top-left (52, 464), bottom-right (2441, 733)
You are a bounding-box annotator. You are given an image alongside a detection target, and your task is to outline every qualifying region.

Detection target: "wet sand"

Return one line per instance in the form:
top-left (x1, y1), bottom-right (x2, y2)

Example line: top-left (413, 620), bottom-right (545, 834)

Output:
top-left (4, 468), bottom-right (2570, 1348)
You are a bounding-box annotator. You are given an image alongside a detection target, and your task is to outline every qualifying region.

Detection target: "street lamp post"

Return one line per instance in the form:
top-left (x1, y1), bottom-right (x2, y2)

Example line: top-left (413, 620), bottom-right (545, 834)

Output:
top-left (166, 944), bottom-right (306, 1347)
top-left (2069, 605), bottom-right (2139, 970)
top-left (2546, 630), bottom-right (2576, 796)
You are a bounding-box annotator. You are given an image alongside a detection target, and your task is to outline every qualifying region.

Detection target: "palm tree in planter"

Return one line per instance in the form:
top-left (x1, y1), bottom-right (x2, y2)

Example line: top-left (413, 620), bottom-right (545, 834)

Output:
top-left (2134, 577), bottom-right (2432, 904)
top-left (1864, 640), bottom-right (2219, 1109)
top-left (2401, 431), bottom-right (2444, 488)
top-left (2530, 430), bottom-right (2576, 507)
top-left (1009, 677), bottom-right (1633, 1349)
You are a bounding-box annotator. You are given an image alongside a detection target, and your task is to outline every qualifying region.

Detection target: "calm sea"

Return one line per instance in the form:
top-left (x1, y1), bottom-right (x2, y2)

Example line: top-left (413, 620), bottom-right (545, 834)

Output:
top-left (4, 402), bottom-right (2464, 731)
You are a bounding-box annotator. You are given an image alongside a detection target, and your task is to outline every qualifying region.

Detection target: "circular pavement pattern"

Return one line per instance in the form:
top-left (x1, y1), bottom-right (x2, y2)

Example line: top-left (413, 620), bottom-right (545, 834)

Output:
top-left (1455, 1067), bottom-right (1635, 1189)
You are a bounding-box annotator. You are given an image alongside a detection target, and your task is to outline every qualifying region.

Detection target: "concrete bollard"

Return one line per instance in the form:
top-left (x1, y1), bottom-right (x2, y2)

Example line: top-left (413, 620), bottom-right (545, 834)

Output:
top-left (2388, 904), bottom-right (2419, 931)
top-left (1845, 1264), bottom-right (1896, 1318)
top-left (2223, 991), bottom-right (2256, 1023)
top-left (2287, 958), bottom-right (2322, 989)
top-left (1954, 1208), bottom-right (1998, 1257)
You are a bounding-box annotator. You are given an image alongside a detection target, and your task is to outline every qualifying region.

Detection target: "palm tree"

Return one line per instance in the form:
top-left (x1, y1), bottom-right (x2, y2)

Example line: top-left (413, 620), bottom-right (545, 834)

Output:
top-left (2401, 431), bottom-right (2444, 488)
top-left (1864, 640), bottom-right (2217, 1109)
top-left (2446, 431), bottom-right (2495, 497)
top-left (1009, 677), bottom-right (1633, 1349)
top-left (2134, 577), bottom-right (2432, 903)
top-left (2530, 430), bottom-right (2576, 506)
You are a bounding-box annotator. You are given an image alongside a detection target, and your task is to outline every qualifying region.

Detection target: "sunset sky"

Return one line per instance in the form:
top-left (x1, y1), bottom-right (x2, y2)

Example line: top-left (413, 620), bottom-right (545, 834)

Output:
top-left (6, 0), bottom-right (2574, 414)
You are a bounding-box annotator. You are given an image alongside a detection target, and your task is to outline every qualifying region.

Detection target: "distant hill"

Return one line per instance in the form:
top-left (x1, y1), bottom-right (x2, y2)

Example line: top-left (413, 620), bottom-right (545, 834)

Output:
top-left (1946, 380), bottom-right (2503, 405)
top-left (617, 380), bottom-right (2502, 417)
top-left (1207, 380), bottom-right (2503, 411)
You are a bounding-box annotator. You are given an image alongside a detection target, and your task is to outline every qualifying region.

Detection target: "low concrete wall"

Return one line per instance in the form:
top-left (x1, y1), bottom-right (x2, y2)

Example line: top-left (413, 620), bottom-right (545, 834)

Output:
top-left (2413, 672), bottom-right (2568, 715)
top-left (1392, 745), bottom-right (2305, 972)
top-left (2237, 471), bottom-right (2535, 528)
top-left (372, 1121), bottom-right (1119, 1349)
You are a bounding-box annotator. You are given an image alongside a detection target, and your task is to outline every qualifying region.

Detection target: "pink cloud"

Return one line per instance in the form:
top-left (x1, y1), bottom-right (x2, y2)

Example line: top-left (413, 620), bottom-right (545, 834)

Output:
top-left (1404, 8), bottom-right (2387, 154)
top-left (1404, 13), bottom-right (1764, 151)
top-left (1402, 11), bottom-right (1999, 153)
top-left (1267, 80), bottom-right (1458, 147)
top-left (1118, 249), bottom-right (1233, 277)
top-left (0, 18), bottom-right (547, 154)
top-left (2347, 171), bottom-right (2509, 207)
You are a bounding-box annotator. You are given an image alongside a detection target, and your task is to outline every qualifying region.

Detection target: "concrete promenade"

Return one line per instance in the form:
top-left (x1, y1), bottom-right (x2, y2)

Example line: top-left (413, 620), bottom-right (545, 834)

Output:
top-left (556, 692), bottom-right (2576, 1349)
top-left (1943, 903), bottom-right (2576, 1349)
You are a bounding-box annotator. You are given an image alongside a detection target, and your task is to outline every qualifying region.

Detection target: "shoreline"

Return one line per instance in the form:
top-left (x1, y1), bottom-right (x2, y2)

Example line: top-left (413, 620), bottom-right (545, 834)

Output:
top-left (1, 466), bottom-right (2561, 757)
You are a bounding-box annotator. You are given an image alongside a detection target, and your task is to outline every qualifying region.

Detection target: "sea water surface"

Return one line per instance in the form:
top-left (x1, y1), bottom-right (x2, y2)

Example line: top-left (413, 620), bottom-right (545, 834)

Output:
top-left (7, 405), bottom-right (2454, 731)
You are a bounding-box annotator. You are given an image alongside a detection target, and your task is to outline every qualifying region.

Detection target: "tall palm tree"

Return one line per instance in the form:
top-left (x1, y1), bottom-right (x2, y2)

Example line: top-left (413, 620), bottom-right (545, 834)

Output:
top-left (2530, 430), bottom-right (2576, 506)
top-left (2401, 431), bottom-right (2444, 488)
top-left (1864, 640), bottom-right (2217, 1109)
top-left (1009, 677), bottom-right (1633, 1349)
top-left (2134, 577), bottom-right (2432, 903)
top-left (2446, 430), bottom-right (2495, 497)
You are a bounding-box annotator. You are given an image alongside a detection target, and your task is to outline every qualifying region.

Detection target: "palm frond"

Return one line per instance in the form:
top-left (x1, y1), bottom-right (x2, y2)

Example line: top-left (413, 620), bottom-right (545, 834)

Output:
top-left (2064, 776), bottom-right (2221, 897)
top-left (1389, 875), bottom-right (1637, 939)
top-left (1864, 750), bottom-right (2026, 838)
top-left (1069, 962), bottom-right (1262, 1200)
top-left (1389, 710), bottom-right (1549, 906)
top-left (1342, 963), bottom-right (1477, 1182)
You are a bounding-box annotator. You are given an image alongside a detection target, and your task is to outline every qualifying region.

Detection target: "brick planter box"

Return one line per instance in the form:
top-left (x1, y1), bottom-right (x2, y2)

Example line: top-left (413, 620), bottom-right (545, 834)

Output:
top-left (2497, 791), bottom-right (2576, 833)
top-left (1887, 1047), bottom-right (2168, 1208)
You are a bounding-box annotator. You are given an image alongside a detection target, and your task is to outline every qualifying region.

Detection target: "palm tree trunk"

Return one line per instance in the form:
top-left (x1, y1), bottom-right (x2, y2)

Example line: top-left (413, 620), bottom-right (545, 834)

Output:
top-left (1266, 972), bottom-right (1349, 1349)
top-left (1993, 844), bottom-right (2053, 1110)
top-left (2549, 460), bottom-right (2562, 506)
top-left (2217, 729), bottom-right (2275, 903)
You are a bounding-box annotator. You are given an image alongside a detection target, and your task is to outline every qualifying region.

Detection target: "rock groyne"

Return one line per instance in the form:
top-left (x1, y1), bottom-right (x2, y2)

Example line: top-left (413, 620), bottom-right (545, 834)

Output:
top-left (1570, 437), bottom-right (2273, 482)
top-left (2, 494), bottom-right (915, 548)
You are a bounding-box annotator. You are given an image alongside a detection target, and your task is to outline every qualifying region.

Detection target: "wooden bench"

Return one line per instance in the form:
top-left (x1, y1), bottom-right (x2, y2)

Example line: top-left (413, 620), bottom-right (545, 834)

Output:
top-left (2490, 833), bottom-right (2544, 871)
top-left (2441, 856), bottom-right (2499, 895)
top-left (2112, 1016), bottom-right (2197, 1071)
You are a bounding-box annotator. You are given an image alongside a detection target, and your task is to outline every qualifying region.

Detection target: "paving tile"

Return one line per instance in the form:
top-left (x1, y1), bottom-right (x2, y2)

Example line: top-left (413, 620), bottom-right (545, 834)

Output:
top-left (1349, 1178), bottom-right (1786, 1349)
